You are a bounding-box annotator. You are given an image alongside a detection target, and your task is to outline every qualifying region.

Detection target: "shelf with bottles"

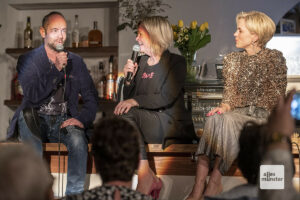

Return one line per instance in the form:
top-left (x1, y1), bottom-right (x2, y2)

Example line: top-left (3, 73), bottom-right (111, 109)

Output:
top-left (5, 46), bottom-right (118, 59)
top-left (8, 13), bottom-right (117, 58)
top-left (91, 55), bottom-right (119, 101)
top-left (8, 1), bottom-right (119, 55)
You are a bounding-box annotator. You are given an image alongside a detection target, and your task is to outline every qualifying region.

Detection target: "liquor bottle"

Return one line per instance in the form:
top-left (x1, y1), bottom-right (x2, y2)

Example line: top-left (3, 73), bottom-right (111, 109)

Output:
top-left (11, 73), bottom-right (23, 100)
top-left (106, 55), bottom-right (115, 100)
top-left (24, 16), bottom-right (33, 48)
top-left (88, 21), bottom-right (102, 47)
top-left (97, 62), bottom-right (106, 98)
top-left (72, 15), bottom-right (80, 48)
top-left (65, 20), bottom-right (72, 48)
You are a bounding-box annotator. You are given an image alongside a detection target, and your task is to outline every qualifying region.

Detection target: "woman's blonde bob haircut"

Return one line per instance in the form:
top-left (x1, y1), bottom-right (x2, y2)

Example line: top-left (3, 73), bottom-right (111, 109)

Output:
top-left (236, 11), bottom-right (275, 47)
top-left (139, 16), bottom-right (173, 56)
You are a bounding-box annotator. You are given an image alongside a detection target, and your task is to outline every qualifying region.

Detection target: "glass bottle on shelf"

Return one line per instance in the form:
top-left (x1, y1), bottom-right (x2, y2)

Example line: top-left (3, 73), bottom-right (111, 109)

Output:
top-left (106, 55), bottom-right (115, 100)
top-left (24, 16), bottom-right (33, 48)
top-left (72, 15), bottom-right (80, 48)
top-left (97, 62), bottom-right (106, 98)
top-left (88, 21), bottom-right (102, 47)
top-left (65, 20), bottom-right (72, 48)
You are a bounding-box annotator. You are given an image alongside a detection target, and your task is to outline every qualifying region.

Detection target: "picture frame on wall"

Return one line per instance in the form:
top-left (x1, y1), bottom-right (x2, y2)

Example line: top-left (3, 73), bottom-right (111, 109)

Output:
top-left (267, 36), bottom-right (300, 81)
top-left (280, 18), bottom-right (296, 34)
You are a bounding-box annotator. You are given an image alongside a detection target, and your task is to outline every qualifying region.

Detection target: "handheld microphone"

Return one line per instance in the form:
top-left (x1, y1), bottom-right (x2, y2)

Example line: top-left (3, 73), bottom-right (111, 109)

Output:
top-left (55, 44), bottom-right (67, 68)
top-left (126, 44), bottom-right (140, 82)
top-left (55, 44), bottom-right (65, 52)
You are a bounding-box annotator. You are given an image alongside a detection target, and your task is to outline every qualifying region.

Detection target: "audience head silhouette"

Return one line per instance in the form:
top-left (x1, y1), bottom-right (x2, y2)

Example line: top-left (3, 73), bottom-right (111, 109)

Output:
top-left (238, 121), bottom-right (293, 184)
top-left (0, 144), bottom-right (53, 200)
top-left (92, 117), bottom-right (140, 183)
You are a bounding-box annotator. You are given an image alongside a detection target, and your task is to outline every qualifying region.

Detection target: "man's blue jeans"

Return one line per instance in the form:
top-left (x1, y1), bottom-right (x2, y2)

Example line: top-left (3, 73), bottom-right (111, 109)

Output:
top-left (18, 111), bottom-right (88, 195)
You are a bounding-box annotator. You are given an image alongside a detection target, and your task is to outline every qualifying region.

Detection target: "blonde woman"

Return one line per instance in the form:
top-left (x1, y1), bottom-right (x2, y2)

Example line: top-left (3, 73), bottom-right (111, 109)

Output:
top-left (114, 16), bottom-right (197, 198)
top-left (187, 11), bottom-right (287, 199)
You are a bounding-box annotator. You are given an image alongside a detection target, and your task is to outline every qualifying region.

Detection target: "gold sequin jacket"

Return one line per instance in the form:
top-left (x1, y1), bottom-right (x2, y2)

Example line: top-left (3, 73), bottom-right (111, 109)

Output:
top-left (222, 48), bottom-right (287, 112)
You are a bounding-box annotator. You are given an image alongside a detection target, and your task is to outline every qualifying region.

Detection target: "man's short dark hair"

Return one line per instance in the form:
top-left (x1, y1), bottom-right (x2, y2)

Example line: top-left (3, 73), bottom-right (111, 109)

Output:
top-left (42, 11), bottom-right (65, 29)
top-left (92, 117), bottom-right (140, 183)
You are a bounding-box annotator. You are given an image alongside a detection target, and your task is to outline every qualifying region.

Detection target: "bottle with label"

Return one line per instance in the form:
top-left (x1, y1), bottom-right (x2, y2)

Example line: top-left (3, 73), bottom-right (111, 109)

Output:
top-left (72, 15), bottom-right (80, 48)
top-left (106, 56), bottom-right (115, 100)
top-left (88, 21), bottom-right (102, 47)
top-left (11, 73), bottom-right (23, 100)
top-left (97, 62), bottom-right (106, 98)
top-left (24, 16), bottom-right (33, 48)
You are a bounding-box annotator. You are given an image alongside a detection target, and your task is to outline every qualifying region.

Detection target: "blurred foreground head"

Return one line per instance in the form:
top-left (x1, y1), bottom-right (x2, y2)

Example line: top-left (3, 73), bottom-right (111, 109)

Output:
top-left (92, 117), bottom-right (140, 183)
top-left (0, 144), bottom-right (53, 200)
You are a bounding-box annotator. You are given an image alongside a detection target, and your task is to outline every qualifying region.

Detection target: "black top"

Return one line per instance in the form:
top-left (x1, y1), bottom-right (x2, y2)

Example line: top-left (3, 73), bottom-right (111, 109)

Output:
top-left (123, 50), bottom-right (197, 146)
top-left (38, 61), bottom-right (67, 115)
top-left (124, 50), bottom-right (191, 121)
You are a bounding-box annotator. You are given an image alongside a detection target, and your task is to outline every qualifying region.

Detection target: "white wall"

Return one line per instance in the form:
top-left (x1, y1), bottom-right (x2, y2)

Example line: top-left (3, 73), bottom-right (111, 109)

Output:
top-left (0, 0), bottom-right (16, 139)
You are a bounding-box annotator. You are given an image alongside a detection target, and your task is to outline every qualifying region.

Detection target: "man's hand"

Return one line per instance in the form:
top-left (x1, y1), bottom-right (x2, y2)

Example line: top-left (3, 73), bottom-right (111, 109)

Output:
top-left (55, 52), bottom-right (68, 71)
top-left (267, 89), bottom-right (296, 137)
top-left (60, 118), bottom-right (84, 129)
top-left (114, 99), bottom-right (139, 115)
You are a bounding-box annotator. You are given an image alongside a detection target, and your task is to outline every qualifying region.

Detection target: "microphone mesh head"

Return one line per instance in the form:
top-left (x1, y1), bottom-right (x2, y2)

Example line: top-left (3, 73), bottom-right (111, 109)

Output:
top-left (55, 44), bottom-right (64, 52)
top-left (132, 44), bottom-right (140, 52)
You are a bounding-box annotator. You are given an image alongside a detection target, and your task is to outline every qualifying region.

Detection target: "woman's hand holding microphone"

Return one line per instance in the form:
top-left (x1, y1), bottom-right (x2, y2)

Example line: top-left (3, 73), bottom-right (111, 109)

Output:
top-left (114, 59), bottom-right (139, 115)
top-left (124, 59), bottom-right (138, 85)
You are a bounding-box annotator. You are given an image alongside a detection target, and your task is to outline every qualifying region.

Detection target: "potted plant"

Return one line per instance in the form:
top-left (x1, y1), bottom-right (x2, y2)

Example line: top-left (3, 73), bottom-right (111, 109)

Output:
top-left (118, 0), bottom-right (171, 33)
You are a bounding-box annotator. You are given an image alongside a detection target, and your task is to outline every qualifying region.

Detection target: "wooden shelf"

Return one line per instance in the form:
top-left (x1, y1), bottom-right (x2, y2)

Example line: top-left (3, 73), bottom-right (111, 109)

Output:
top-left (5, 46), bottom-right (118, 59)
top-left (9, 1), bottom-right (118, 10)
top-left (4, 99), bottom-right (23, 109)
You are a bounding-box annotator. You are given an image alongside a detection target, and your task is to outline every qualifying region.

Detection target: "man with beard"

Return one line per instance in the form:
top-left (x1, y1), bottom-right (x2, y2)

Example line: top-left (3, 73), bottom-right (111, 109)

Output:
top-left (7, 11), bottom-right (98, 195)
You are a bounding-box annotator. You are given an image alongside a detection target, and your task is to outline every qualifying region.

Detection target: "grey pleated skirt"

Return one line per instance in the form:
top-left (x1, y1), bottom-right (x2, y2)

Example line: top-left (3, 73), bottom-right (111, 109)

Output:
top-left (196, 106), bottom-right (269, 175)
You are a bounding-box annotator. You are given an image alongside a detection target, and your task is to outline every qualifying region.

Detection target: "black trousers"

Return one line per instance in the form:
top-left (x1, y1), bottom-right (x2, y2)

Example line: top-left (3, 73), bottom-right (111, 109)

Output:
top-left (121, 107), bottom-right (165, 159)
top-left (121, 107), bottom-right (197, 159)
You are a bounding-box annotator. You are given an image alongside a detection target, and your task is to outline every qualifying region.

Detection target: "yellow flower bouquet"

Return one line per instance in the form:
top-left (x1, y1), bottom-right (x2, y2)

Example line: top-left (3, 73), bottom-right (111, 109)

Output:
top-left (172, 20), bottom-right (211, 82)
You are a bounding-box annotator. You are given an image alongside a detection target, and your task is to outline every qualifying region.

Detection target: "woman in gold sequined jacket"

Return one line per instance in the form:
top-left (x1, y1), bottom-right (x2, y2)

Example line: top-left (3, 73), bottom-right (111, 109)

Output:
top-left (187, 11), bottom-right (287, 200)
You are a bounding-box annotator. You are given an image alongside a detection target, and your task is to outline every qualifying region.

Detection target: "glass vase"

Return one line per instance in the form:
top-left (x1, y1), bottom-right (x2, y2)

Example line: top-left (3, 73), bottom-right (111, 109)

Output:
top-left (180, 50), bottom-right (197, 83)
